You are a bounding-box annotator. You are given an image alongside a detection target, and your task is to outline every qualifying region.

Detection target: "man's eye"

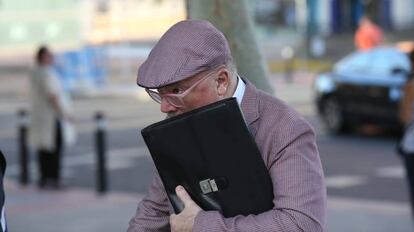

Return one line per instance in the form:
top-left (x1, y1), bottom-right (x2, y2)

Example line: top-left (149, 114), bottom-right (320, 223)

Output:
top-left (171, 88), bottom-right (182, 94)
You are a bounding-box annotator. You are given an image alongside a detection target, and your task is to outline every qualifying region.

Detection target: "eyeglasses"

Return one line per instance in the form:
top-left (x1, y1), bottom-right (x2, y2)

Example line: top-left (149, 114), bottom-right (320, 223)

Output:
top-left (145, 68), bottom-right (221, 108)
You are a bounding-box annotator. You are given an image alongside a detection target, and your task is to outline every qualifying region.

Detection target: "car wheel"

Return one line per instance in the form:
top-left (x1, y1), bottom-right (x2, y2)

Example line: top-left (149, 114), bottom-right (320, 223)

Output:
top-left (321, 97), bottom-right (345, 134)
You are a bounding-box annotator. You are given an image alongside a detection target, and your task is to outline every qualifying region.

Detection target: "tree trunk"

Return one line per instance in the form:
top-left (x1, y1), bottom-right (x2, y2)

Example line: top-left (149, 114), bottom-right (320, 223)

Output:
top-left (188, 0), bottom-right (274, 94)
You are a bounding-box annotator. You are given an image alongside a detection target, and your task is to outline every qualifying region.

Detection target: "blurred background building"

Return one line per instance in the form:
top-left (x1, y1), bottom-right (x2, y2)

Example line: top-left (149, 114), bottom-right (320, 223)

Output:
top-left (1, 0), bottom-right (414, 90)
top-left (254, 0), bottom-right (414, 35)
top-left (2, 0), bottom-right (414, 56)
top-left (0, 0), bottom-right (185, 91)
top-left (0, 0), bottom-right (185, 56)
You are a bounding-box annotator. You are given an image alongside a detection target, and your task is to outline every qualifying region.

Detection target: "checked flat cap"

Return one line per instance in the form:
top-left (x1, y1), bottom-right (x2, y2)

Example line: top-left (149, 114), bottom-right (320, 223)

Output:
top-left (137, 19), bottom-right (231, 89)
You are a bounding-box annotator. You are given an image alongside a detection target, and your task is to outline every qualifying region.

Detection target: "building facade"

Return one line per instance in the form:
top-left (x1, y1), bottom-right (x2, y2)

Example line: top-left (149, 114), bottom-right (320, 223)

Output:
top-left (0, 0), bottom-right (185, 57)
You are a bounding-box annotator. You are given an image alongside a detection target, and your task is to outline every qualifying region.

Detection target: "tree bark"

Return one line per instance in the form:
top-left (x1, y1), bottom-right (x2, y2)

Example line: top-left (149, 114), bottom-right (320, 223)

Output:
top-left (188, 0), bottom-right (274, 94)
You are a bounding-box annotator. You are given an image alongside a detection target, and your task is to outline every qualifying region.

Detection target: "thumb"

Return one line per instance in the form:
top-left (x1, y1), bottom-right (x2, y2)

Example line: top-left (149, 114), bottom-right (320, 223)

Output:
top-left (175, 185), bottom-right (194, 207)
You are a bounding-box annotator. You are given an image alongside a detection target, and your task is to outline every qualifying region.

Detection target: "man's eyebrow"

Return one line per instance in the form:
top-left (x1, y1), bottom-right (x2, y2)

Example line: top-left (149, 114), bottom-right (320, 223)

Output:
top-left (158, 84), bottom-right (180, 93)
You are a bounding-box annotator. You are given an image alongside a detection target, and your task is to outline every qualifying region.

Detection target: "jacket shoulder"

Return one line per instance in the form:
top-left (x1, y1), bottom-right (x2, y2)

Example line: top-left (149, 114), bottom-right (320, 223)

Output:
top-left (256, 90), bottom-right (311, 128)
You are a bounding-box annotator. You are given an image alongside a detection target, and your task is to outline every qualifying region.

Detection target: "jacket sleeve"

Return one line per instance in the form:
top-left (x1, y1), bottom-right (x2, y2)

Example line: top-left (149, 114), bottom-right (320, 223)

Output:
top-left (127, 170), bottom-right (171, 232)
top-left (192, 122), bottom-right (327, 232)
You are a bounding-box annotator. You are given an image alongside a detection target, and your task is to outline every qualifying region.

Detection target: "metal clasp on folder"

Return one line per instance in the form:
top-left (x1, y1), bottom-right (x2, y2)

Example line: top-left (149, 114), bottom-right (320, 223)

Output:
top-left (199, 179), bottom-right (219, 194)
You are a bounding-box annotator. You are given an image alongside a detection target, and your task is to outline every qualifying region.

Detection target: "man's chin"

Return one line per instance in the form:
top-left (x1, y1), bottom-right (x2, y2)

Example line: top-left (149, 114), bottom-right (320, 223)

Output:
top-left (166, 113), bottom-right (178, 118)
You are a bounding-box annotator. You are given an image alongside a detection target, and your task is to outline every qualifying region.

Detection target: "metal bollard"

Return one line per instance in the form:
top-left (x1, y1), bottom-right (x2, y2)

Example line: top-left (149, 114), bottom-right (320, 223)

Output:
top-left (18, 109), bottom-right (29, 185)
top-left (95, 112), bottom-right (107, 194)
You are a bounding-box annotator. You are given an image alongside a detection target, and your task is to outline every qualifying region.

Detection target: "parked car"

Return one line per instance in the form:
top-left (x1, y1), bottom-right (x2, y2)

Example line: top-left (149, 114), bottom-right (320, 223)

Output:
top-left (314, 46), bottom-right (411, 134)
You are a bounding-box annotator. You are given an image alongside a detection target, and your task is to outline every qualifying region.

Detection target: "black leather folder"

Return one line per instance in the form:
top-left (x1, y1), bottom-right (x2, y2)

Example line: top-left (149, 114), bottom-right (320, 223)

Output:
top-left (141, 97), bottom-right (274, 217)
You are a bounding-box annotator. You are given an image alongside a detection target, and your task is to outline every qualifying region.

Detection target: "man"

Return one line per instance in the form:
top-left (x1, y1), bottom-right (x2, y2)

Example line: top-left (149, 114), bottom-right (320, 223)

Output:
top-left (29, 46), bottom-right (75, 189)
top-left (128, 19), bottom-right (326, 231)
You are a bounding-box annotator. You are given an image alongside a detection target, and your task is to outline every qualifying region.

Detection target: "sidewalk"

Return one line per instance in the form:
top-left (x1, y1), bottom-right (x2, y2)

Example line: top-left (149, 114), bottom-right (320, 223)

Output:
top-left (6, 180), bottom-right (142, 232)
top-left (5, 179), bottom-right (413, 232)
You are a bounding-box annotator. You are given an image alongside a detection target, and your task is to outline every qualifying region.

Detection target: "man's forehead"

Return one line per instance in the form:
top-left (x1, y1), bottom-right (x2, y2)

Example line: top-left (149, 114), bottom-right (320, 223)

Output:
top-left (157, 71), bottom-right (205, 91)
top-left (157, 77), bottom-right (190, 92)
top-left (157, 81), bottom-right (181, 91)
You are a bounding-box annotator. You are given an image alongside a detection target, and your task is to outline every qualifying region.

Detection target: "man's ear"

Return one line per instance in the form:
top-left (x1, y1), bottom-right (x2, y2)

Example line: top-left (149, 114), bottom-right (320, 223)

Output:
top-left (216, 69), bottom-right (230, 96)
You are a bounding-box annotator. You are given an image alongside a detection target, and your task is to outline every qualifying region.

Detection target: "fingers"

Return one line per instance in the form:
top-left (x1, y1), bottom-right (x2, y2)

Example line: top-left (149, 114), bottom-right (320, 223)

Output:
top-left (175, 185), bottom-right (193, 208)
top-left (170, 186), bottom-right (202, 232)
top-left (169, 214), bottom-right (178, 232)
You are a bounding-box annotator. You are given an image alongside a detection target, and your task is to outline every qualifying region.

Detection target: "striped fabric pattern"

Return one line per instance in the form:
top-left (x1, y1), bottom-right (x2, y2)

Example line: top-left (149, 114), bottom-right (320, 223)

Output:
top-left (127, 80), bottom-right (327, 232)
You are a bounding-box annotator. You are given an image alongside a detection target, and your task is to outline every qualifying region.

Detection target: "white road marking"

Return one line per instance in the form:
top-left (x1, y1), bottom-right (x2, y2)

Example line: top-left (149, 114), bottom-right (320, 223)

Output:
top-left (326, 165), bottom-right (406, 189)
top-left (376, 166), bottom-right (405, 179)
top-left (325, 175), bottom-right (368, 188)
top-left (328, 196), bottom-right (410, 214)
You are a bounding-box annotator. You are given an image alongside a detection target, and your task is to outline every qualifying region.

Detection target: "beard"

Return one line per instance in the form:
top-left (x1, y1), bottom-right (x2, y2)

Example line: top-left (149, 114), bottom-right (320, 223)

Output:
top-left (166, 113), bottom-right (177, 119)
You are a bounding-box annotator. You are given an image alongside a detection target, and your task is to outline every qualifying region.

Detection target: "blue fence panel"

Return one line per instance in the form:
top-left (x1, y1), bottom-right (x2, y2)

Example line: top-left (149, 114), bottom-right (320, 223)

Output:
top-left (54, 46), bottom-right (107, 92)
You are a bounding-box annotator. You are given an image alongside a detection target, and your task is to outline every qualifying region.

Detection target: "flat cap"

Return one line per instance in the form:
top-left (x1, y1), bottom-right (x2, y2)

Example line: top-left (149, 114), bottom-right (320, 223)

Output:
top-left (137, 19), bottom-right (231, 89)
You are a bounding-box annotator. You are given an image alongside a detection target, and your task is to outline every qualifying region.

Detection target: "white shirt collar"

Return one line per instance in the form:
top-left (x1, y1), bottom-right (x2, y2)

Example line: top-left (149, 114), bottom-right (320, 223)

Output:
top-left (232, 76), bottom-right (246, 105)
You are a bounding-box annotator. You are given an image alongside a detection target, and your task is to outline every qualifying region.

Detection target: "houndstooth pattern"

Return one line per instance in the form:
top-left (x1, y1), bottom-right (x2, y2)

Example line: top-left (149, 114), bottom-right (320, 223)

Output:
top-left (127, 80), bottom-right (327, 232)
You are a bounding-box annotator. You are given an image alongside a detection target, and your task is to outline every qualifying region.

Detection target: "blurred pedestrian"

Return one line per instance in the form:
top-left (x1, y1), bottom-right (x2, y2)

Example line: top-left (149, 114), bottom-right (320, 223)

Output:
top-left (398, 49), bottom-right (414, 219)
top-left (354, 16), bottom-right (383, 51)
top-left (29, 45), bottom-right (76, 189)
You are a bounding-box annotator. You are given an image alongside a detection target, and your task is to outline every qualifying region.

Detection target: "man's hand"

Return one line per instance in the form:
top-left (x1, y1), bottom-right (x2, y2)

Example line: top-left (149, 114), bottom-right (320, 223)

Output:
top-left (170, 185), bottom-right (202, 232)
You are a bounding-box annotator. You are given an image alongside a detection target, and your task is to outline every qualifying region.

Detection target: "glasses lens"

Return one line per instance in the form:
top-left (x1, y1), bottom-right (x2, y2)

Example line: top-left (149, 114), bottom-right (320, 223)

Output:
top-left (146, 89), bottom-right (184, 108)
top-left (166, 96), bottom-right (184, 108)
top-left (146, 89), bottom-right (162, 103)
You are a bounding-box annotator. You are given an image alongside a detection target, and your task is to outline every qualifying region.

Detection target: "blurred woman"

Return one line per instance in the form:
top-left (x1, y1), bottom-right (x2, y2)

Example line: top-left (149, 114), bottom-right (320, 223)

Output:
top-left (29, 46), bottom-right (76, 189)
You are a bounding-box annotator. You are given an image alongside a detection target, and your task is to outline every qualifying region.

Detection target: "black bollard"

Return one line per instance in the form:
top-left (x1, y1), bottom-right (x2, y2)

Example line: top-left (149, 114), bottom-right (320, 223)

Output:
top-left (18, 109), bottom-right (29, 185)
top-left (95, 112), bottom-right (107, 194)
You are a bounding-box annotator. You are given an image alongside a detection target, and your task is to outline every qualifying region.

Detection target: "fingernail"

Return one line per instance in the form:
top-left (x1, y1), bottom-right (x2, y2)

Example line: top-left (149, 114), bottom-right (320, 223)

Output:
top-left (176, 186), bottom-right (183, 191)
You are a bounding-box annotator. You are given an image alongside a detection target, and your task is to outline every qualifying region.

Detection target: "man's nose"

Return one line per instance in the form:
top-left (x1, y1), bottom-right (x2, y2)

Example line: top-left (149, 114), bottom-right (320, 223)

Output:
top-left (160, 98), bottom-right (177, 114)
